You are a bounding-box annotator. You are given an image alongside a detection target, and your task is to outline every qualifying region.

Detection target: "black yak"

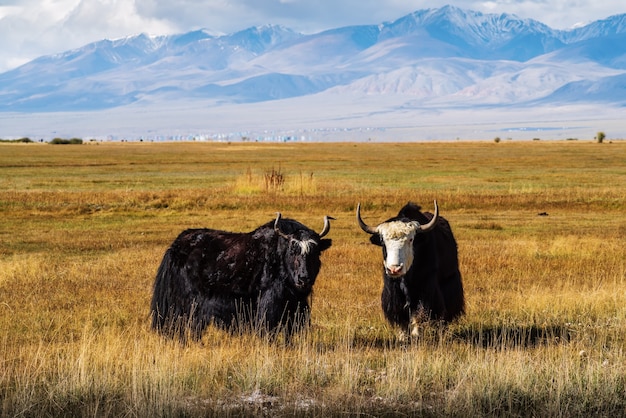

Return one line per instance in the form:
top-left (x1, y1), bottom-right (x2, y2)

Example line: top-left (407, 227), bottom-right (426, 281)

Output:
top-left (151, 213), bottom-right (333, 340)
top-left (357, 201), bottom-right (464, 338)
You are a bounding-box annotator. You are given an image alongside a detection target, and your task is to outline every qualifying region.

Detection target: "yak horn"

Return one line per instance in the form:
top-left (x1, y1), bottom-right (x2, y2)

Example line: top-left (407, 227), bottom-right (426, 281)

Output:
top-left (318, 215), bottom-right (334, 238)
top-left (356, 203), bottom-right (379, 234)
top-left (274, 212), bottom-right (291, 239)
top-left (276, 213), bottom-right (334, 239)
top-left (417, 200), bottom-right (439, 232)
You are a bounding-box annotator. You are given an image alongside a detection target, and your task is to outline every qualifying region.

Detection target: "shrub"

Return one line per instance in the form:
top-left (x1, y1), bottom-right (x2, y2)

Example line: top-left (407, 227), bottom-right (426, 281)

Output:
top-left (49, 138), bottom-right (83, 145)
top-left (0, 137), bottom-right (33, 143)
top-left (596, 131), bottom-right (606, 143)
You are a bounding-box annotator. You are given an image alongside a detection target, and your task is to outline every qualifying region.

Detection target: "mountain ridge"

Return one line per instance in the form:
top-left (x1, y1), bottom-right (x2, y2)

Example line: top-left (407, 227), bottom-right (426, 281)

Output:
top-left (1, 6), bottom-right (625, 112)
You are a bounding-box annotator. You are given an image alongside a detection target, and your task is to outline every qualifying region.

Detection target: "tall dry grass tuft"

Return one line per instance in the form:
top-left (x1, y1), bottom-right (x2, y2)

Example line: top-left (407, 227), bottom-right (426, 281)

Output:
top-left (233, 166), bottom-right (317, 196)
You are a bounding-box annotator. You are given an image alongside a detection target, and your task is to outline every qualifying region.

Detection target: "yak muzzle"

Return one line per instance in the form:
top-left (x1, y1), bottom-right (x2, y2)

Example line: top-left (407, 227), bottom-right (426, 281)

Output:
top-left (385, 263), bottom-right (406, 278)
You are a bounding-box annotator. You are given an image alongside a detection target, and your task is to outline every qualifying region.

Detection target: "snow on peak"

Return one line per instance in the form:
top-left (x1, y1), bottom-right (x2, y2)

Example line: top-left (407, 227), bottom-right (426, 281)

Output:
top-left (0, 6), bottom-right (625, 113)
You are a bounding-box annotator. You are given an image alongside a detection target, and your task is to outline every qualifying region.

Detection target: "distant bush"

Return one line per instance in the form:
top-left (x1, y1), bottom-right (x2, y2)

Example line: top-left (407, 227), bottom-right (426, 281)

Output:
top-left (0, 137), bottom-right (33, 143)
top-left (50, 137), bottom-right (83, 145)
top-left (494, 137), bottom-right (501, 143)
top-left (596, 131), bottom-right (606, 143)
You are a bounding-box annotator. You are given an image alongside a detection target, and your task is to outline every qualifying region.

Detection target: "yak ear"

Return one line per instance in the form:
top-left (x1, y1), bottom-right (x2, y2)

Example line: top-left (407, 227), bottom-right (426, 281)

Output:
top-left (369, 234), bottom-right (382, 246)
top-left (318, 239), bottom-right (332, 252)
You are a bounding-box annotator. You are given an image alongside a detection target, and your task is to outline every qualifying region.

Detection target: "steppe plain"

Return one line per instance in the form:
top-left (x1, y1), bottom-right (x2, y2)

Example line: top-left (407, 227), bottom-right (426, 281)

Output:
top-left (1, 139), bottom-right (625, 416)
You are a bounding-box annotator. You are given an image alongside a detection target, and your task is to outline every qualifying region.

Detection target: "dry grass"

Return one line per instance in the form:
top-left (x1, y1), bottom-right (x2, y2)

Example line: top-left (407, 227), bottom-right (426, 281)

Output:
top-left (1, 140), bottom-right (625, 416)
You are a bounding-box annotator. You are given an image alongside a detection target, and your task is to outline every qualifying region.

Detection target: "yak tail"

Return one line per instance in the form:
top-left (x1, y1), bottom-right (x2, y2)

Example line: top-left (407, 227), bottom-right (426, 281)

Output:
top-left (150, 247), bottom-right (175, 333)
top-left (150, 248), bottom-right (201, 340)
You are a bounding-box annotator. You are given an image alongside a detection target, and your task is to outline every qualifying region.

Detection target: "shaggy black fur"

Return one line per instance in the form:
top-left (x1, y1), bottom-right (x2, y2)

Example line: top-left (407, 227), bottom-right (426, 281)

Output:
top-left (150, 217), bottom-right (332, 341)
top-left (368, 202), bottom-right (465, 331)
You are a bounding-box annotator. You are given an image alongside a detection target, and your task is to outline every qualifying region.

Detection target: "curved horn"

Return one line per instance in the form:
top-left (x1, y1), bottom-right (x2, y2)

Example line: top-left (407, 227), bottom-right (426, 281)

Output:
top-left (417, 200), bottom-right (439, 232)
top-left (274, 212), bottom-right (291, 239)
top-left (356, 203), bottom-right (378, 234)
top-left (318, 215), bottom-right (335, 238)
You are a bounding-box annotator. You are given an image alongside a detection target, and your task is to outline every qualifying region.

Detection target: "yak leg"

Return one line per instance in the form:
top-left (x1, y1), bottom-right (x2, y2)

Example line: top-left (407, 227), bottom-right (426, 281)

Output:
top-left (409, 301), bottom-right (430, 337)
top-left (400, 279), bottom-right (412, 309)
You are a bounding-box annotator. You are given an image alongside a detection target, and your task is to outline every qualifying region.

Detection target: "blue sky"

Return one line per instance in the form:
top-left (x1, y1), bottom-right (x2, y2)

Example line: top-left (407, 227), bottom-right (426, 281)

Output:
top-left (0, 0), bottom-right (624, 73)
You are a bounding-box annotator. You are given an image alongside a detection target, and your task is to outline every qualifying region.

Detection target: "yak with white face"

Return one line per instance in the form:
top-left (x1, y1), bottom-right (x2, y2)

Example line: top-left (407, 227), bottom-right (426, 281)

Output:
top-left (357, 201), bottom-right (464, 335)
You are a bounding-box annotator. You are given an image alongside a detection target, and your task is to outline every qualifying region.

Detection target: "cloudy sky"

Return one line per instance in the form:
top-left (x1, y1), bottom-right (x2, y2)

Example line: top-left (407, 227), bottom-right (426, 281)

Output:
top-left (0, 0), bottom-right (624, 73)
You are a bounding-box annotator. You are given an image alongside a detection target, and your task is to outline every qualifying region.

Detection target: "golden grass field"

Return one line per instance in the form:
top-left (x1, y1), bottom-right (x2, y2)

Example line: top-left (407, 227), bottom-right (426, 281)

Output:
top-left (1, 140), bottom-right (625, 417)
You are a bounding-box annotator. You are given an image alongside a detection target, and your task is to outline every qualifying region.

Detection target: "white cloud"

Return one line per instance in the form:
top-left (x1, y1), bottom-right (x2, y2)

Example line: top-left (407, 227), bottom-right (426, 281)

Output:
top-left (53, 0), bottom-right (174, 45)
top-left (0, 0), bottom-right (175, 72)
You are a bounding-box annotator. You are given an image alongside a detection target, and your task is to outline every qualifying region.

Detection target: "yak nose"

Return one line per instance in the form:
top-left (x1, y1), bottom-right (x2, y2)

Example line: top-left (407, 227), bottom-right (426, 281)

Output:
top-left (387, 264), bottom-right (404, 276)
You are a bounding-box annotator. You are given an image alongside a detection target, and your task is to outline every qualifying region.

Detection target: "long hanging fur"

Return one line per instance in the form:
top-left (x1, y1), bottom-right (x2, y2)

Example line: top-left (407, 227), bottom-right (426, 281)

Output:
top-left (366, 202), bottom-right (465, 333)
top-left (150, 217), bottom-right (332, 341)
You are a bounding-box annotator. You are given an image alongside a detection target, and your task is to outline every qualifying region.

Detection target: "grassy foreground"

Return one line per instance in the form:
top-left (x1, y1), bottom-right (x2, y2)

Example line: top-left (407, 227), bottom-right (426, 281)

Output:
top-left (1, 140), bottom-right (625, 417)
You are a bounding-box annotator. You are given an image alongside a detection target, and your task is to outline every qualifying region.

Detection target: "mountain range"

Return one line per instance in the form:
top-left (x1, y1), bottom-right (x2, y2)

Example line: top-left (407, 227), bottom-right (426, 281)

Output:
top-left (1, 5), bottom-right (625, 114)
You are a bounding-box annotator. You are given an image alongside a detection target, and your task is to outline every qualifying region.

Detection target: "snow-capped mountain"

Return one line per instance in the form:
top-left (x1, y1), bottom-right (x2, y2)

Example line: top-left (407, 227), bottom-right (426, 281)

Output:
top-left (561, 13), bottom-right (626, 43)
top-left (1, 6), bottom-right (625, 113)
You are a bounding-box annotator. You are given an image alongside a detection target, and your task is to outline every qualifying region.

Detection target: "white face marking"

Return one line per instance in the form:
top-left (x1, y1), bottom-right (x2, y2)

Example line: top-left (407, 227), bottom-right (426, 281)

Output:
top-left (377, 221), bottom-right (419, 277)
top-left (295, 238), bottom-right (317, 255)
